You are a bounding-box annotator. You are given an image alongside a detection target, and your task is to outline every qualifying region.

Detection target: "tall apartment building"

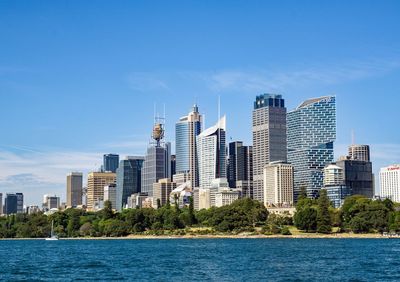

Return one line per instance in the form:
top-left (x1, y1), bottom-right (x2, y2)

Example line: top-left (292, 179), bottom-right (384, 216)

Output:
top-left (380, 165), bottom-right (400, 202)
top-left (227, 141), bottom-right (253, 197)
top-left (197, 116), bottom-right (226, 189)
top-left (175, 104), bottom-right (202, 188)
top-left (66, 172), bottom-right (83, 208)
top-left (116, 156), bottom-right (144, 211)
top-left (252, 94), bottom-right (287, 203)
top-left (87, 172), bottom-right (116, 211)
top-left (153, 178), bottom-right (177, 207)
top-left (263, 161), bottom-right (294, 207)
top-left (287, 96), bottom-right (336, 200)
top-left (103, 154), bottom-right (119, 173)
top-left (348, 145), bottom-right (370, 162)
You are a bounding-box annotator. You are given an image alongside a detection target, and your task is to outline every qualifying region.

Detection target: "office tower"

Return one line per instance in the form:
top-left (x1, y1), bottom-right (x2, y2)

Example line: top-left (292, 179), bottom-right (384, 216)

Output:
top-left (42, 194), bottom-right (60, 210)
top-left (348, 145), bottom-right (370, 162)
top-left (175, 104), bottom-right (202, 188)
top-left (336, 158), bottom-right (374, 198)
top-left (16, 193), bottom-right (23, 213)
top-left (153, 178), bottom-right (177, 207)
top-left (103, 154), bottom-right (120, 173)
top-left (87, 172), bottom-right (116, 211)
top-left (380, 165), bottom-right (400, 202)
top-left (4, 193), bottom-right (18, 215)
top-left (142, 120), bottom-right (171, 197)
top-left (227, 141), bottom-right (253, 196)
top-left (0, 193), bottom-right (2, 215)
top-left (115, 156), bottom-right (144, 211)
top-left (322, 164), bottom-right (350, 208)
top-left (104, 183), bottom-right (117, 210)
top-left (263, 161), bottom-right (294, 207)
top-left (252, 94), bottom-right (287, 203)
top-left (197, 116), bottom-right (226, 189)
top-left (287, 96), bottom-right (336, 200)
top-left (66, 172), bottom-right (83, 208)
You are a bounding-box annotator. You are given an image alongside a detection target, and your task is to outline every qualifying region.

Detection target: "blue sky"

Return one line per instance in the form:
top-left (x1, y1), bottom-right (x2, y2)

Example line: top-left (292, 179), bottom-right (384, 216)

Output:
top-left (1, 0), bottom-right (399, 205)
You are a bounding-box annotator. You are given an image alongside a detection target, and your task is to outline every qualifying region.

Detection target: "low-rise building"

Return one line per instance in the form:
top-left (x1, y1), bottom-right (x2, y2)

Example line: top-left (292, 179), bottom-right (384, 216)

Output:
top-left (215, 188), bottom-right (240, 207)
top-left (153, 178), bottom-right (177, 207)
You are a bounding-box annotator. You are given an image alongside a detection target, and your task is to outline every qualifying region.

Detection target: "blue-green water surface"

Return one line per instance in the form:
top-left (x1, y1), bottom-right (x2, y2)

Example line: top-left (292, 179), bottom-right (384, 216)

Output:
top-left (1, 238), bottom-right (399, 281)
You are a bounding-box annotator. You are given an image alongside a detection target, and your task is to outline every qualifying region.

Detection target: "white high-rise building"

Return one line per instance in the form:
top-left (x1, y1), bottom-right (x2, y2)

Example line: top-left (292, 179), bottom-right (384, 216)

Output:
top-left (380, 165), bottom-right (400, 203)
top-left (323, 164), bottom-right (344, 186)
top-left (197, 116), bottom-right (226, 189)
top-left (104, 183), bottom-right (117, 210)
top-left (263, 161), bottom-right (294, 207)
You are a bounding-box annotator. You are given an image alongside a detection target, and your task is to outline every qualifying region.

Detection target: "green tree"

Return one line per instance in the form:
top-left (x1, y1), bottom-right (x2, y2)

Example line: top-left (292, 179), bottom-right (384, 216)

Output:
top-left (294, 206), bottom-right (317, 232)
top-left (102, 200), bottom-right (114, 220)
top-left (316, 190), bottom-right (332, 233)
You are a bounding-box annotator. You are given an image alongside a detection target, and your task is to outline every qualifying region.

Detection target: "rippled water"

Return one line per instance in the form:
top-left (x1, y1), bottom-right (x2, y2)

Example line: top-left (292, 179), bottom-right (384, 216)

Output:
top-left (1, 239), bottom-right (400, 281)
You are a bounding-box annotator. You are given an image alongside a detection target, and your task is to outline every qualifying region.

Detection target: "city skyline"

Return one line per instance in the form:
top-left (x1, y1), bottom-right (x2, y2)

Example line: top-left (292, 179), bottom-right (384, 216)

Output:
top-left (1, 1), bottom-right (400, 205)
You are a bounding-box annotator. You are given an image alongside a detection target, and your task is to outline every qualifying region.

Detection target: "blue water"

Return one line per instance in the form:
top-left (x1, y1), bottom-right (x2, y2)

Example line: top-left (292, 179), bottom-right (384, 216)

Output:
top-left (0, 239), bottom-right (400, 281)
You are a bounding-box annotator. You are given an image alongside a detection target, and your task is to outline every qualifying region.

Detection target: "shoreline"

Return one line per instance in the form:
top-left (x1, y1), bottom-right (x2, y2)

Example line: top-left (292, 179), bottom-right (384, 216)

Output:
top-left (0, 233), bottom-right (393, 240)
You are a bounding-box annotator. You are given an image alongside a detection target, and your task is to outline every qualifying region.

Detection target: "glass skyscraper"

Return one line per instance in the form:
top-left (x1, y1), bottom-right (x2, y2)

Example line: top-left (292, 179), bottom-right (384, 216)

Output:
top-left (227, 141), bottom-right (253, 193)
top-left (103, 154), bottom-right (120, 173)
top-left (175, 104), bottom-right (202, 188)
top-left (252, 94), bottom-right (287, 203)
top-left (197, 116), bottom-right (226, 189)
top-left (287, 96), bottom-right (336, 200)
top-left (116, 156), bottom-right (145, 211)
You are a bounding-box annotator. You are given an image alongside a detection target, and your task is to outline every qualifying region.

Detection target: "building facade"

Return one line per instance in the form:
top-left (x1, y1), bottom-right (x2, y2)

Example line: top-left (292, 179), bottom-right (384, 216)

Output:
top-left (4, 193), bottom-right (23, 215)
top-left (66, 172), bottom-right (83, 208)
top-left (87, 172), bottom-right (116, 211)
top-left (42, 194), bottom-right (60, 210)
top-left (348, 145), bottom-right (370, 162)
top-left (252, 94), bottom-right (287, 203)
top-left (227, 141), bottom-right (253, 197)
top-left (104, 183), bottom-right (117, 210)
top-left (215, 188), bottom-right (240, 207)
top-left (380, 165), bottom-right (400, 203)
top-left (103, 154), bottom-right (119, 173)
top-left (153, 178), bottom-right (177, 207)
top-left (0, 193), bottom-right (2, 215)
top-left (175, 105), bottom-right (202, 188)
top-left (197, 116), bottom-right (226, 189)
top-left (287, 96), bottom-right (336, 200)
top-left (322, 164), bottom-right (350, 208)
top-left (263, 161), bottom-right (294, 207)
top-left (116, 156), bottom-right (144, 211)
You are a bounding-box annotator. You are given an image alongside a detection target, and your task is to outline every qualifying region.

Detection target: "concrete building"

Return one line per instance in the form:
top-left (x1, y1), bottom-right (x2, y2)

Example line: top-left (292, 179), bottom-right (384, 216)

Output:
top-left (87, 172), bottom-right (116, 211)
top-left (104, 183), bottom-right (117, 210)
top-left (215, 188), bottom-right (240, 207)
top-left (66, 172), bottom-right (83, 208)
top-left (197, 116), bottom-right (226, 189)
top-left (116, 156), bottom-right (144, 211)
top-left (263, 161), bottom-right (294, 207)
top-left (153, 178), bottom-right (177, 207)
top-left (43, 194), bottom-right (60, 210)
top-left (103, 154), bottom-right (119, 173)
top-left (380, 165), bottom-right (400, 203)
top-left (348, 145), bottom-right (370, 162)
top-left (173, 172), bottom-right (190, 186)
top-left (175, 104), bottom-right (202, 188)
top-left (0, 193), bottom-right (2, 216)
top-left (198, 188), bottom-right (211, 210)
top-left (127, 192), bottom-right (149, 209)
top-left (323, 164), bottom-right (344, 186)
top-left (227, 141), bottom-right (253, 198)
top-left (287, 96), bottom-right (336, 200)
top-left (170, 181), bottom-right (192, 208)
top-left (27, 205), bottom-right (41, 215)
top-left (252, 94), bottom-right (287, 203)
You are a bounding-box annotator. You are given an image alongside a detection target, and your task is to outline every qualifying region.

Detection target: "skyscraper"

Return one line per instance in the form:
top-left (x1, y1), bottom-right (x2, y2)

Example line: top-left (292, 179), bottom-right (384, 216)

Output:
top-left (287, 96), bottom-right (336, 200)
top-left (4, 193), bottom-right (23, 215)
top-left (115, 156), bottom-right (144, 211)
top-left (104, 183), bottom-right (117, 210)
top-left (252, 94), bottom-right (287, 202)
top-left (16, 193), bottom-right (23, 214)
top-left (197, 116), bottom-right (226, 189)
top-left (87, 172), bottom-right (116, 211)
top-left (322, 164), bottom-right (351, 208)
top-left (103, 154), bottom-right (120, 173)
top-left (141, 120), bottom-right (171, 197)
top-left (0, 193), bottom-right (3, 215)
top-left (263, 161), bottom-right (294, 207)
top-left (66, 172), bottom-right (83, 208)
top-left (175, 104), bottom-right (202, 188)
top-left (227, 141), bottom-right (253, 194)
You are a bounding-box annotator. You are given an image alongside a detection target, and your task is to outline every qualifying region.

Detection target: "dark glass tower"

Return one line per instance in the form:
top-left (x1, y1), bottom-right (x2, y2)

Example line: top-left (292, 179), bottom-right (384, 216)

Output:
top-left (103, 154), bottom-right (120, 173)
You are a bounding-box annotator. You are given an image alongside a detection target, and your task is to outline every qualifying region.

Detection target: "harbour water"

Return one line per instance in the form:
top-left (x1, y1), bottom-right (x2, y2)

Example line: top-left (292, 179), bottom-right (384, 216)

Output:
top-left (1, 238), bottom-right (399, 281)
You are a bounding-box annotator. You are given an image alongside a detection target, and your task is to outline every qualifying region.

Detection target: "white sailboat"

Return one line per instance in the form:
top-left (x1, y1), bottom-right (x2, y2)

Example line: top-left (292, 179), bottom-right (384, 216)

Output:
top-left (45, 220), bottom-right (59, 241)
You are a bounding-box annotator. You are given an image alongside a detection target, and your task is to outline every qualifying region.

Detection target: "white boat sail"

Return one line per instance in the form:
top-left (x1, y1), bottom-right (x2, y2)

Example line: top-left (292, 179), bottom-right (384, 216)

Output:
top-left (45, 220), bottom-right (59, 241)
